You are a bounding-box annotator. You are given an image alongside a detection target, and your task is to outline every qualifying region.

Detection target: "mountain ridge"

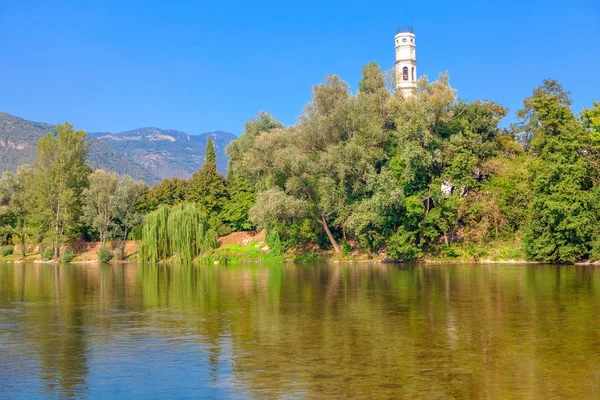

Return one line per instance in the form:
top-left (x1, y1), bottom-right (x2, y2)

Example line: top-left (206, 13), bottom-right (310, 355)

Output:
top-left (90, 127), bottom-right (235, 179)
top-left (0, 112), bottom-right (237, 185)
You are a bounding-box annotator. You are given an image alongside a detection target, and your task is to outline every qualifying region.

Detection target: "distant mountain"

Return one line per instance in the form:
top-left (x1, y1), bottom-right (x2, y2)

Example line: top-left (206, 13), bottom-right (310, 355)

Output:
top-left (0, 112), bottom-right (159, 184)
top-left (0, 112), bottom-right (238, 185)
top-left (91, 128), bottom-right (236, 180)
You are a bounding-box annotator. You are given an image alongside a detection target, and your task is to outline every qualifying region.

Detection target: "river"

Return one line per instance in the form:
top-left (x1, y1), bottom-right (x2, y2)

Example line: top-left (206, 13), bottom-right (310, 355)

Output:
top-left (1, 263), bottom-right (599, 399)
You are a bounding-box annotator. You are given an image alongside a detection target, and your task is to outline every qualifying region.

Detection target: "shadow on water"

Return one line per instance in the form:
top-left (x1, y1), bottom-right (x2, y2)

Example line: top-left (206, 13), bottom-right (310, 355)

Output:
top-left (1, 262), bottom-right (600, 398)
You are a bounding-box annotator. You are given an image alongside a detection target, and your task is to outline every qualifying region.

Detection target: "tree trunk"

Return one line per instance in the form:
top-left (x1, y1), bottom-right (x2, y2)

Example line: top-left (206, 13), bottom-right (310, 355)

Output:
top-left (54, 221), bottom-right (60, 259)
top-left (54, 196), bottom-right (61, 259)
top-left (305, 188), bottom-right (341, 254)
top-left (494, 214), bottom-right (499, 237)
top-left (20, 233), bottom-right (25, 257)
top-left (20, 216), bottom-right (26, 257)
top-left (318, 217), bottom-right (341, 254)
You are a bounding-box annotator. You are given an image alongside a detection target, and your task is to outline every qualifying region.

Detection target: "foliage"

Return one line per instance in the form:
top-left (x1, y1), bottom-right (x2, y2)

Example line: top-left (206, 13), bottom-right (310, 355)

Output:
top-left (1, 245), bottom-right (14, 257)
top-left (0, 165), bottom-right (34, 256)
top-left (186, 138), bottom-right (229, 234)
top-left (140, 177), bottom-right (187, 212)
top-left (518, 81), bottom-right (600, 263)
top-left (221, 173), bottom-right (255, 231)
top-left (0, 112), bottom-right (158, 184)
top-left (97, 245), bottom-right (113, 263)
top-left (341, 240), bottom-right (351, 256)
top-left (226, 112), bottom-right (284, 179)
top-left (2, 66), bottom-right (600, 264)
top-left (27, 122), bottom-right (91, 258)
top-left (139, 203), bottom-right (217, 264)
top-left (82, 170), bottom-right (119, 243)
top-left (60, 249), bottom-right (76, 263)
top-left (293, 252), bottom-right (327, 264)
top-left (41, 248), bottom-right (53, 260)
top-left (113, 247), bottom-right (125, 261)
top-left (266, 231), bottom-right (283, 256)
top-left (386, 228), bottom-right (421, 262)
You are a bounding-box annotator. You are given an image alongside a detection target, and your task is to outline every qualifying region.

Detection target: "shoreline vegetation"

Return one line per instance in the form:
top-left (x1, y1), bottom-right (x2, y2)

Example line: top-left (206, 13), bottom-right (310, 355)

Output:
top-left (0, 231), bottom-right (597, 265)
top-left (2, 64), bottom-right (600, 266)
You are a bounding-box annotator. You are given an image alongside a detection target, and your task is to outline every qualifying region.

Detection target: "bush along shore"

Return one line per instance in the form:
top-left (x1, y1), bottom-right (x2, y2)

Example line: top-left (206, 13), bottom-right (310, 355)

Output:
top-left (2, 64), bottom-right (600, 265)
top-left (0, 233), bottom-right (579, 265)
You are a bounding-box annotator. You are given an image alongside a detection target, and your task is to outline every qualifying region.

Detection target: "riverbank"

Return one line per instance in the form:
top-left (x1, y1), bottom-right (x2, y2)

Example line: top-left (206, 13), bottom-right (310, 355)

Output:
top-left (0, 232), bottom-right (597, 265)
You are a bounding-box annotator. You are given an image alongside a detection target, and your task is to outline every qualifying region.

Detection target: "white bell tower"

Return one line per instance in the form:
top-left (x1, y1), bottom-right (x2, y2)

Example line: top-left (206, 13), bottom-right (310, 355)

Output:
top-left (395, 26), bottom-right (417, 97)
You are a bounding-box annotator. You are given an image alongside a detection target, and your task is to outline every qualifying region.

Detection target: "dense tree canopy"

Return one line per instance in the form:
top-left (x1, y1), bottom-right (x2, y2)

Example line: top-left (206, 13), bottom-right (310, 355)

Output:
top-left (0, 64), bottom-right (598, 264)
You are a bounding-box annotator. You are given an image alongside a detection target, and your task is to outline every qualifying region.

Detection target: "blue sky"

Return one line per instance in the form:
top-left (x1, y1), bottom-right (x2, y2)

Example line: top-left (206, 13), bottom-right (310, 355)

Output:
top-left (0, 0), bottom-right (598, 135)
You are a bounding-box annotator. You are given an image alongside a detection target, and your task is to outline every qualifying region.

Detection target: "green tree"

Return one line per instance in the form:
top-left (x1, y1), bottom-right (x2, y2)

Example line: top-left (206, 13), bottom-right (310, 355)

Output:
top-left (186, 138), bottom-right (229, 234)
top-left (520, 80), bottom-right (599, 262)
top-left (113, 175), bottom-right (147, 244)
top-left (139, 203), bottom-right (217, 264)
top-left (140, 177), bottom-right (187, 212)
top-left (82, 170), bottom-right (146, 244)
top-left (205, 136), bottom-right (217, 165)
top-left (29, 123), bottom-right (91, 258)
top-left (242, 71), bottom-right (392, 253)
top-left (226, 112), bottom-right (284, 179)
top-left (221, 172), bottom-right (255, 231)
top-left (82, 170), bottom-right (119, 243)
top-left (0, 166), bottom-right (34, 255)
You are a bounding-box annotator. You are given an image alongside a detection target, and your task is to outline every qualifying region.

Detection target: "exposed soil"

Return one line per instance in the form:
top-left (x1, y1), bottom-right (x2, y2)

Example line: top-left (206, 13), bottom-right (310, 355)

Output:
top-left (72, 241), bottom-right (139, 262)
top-left (218, 230), bottom-right (265, 247)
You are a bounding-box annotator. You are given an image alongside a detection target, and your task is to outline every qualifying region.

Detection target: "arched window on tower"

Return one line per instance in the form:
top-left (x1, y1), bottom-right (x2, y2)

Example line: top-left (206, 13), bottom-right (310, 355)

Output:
top-left (412, 67), bottom-right (415, 81)
top-left (403, 67), bottom-right (408, 81)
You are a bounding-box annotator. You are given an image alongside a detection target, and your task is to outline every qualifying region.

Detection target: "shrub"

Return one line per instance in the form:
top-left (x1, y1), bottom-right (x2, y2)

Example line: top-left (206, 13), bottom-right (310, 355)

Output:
top-left (440, 245), bottom-right (458, 258)
top-left (97, 246), bottom-right (113, 263)
top-left (497, 246), bottom-right (523, 260)
top-left (588, 237), bottom-right (600, 262)
top-left (61, 249), bottom-right (76, 263)
top-left (1, 246), bottom-right (14, 257)
top-left (341, 240), bottom-right (351, 256)
top-left (386, 229), bottom-right (421, 262)
top-left (293, 252), bottom-right (325, 264)
top-left (41, 248), bottom-right (53, 260)
top-left (462, 243), bottom-right (488, 260)
top-left (113, 247), bottom-right (124, 261)
top-left (266, 231), bottom-right (283, 256)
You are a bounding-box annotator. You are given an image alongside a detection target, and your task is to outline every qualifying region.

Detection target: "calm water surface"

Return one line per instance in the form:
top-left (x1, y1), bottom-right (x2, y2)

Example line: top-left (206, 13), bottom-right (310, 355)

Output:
top-left (1, 263), bottom-right (600, 399)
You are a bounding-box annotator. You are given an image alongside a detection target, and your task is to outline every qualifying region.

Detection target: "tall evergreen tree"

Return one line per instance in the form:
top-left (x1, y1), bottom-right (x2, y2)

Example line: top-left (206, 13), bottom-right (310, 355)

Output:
top-left (205, 136), bottom-right (217, 165)
top-left (520, 80), bottom-right (599, 262)
top-left (186, 138), bottom-right (229, 233)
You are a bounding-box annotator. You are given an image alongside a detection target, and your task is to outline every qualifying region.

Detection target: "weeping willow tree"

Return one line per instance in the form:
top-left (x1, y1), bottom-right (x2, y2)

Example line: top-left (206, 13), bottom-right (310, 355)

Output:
top-left (139, 203), bottom-right (217, 264)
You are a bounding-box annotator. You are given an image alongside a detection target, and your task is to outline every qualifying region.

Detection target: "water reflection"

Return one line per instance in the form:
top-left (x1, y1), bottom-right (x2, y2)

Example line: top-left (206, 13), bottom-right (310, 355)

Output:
top-left (1, 263), bottom-right (600, 399)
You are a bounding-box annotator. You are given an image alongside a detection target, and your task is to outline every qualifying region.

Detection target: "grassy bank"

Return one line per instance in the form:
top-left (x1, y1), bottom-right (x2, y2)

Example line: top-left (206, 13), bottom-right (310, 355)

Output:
top-left (0, 235), bottom-right (577, 265)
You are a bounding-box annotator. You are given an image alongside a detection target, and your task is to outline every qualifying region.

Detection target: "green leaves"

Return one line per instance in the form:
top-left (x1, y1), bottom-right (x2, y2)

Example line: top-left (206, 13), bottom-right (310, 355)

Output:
top-left (519, 81), bottom-right (600, 263)
top-left (28, 122), bottom-right (91, 258)
top-left (82, 170), bottom-right (146, 243)
top-left (139, 203), bottom-right (217, 264)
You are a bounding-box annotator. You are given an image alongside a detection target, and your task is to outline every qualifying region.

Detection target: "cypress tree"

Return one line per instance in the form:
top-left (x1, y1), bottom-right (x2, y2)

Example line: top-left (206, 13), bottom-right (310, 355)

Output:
top-left (186, 137), bottom-right (229, 232)
top-left (205, 137), bottom-right (217, 167)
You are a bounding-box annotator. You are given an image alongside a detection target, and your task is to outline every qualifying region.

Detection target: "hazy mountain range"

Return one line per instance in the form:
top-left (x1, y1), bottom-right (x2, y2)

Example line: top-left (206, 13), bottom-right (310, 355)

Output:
top-left (0, 112), bottom-right (236, 185)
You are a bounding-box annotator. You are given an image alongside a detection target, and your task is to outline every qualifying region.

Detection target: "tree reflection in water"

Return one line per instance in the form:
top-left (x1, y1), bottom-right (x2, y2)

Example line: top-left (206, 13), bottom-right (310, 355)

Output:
top-left (1, 262), bottom-right (600, 398)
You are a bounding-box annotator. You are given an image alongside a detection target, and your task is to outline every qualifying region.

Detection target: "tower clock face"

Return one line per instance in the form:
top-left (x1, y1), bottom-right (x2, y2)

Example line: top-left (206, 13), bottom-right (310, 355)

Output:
top-left (402, 38), bottom-right (407, 43)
